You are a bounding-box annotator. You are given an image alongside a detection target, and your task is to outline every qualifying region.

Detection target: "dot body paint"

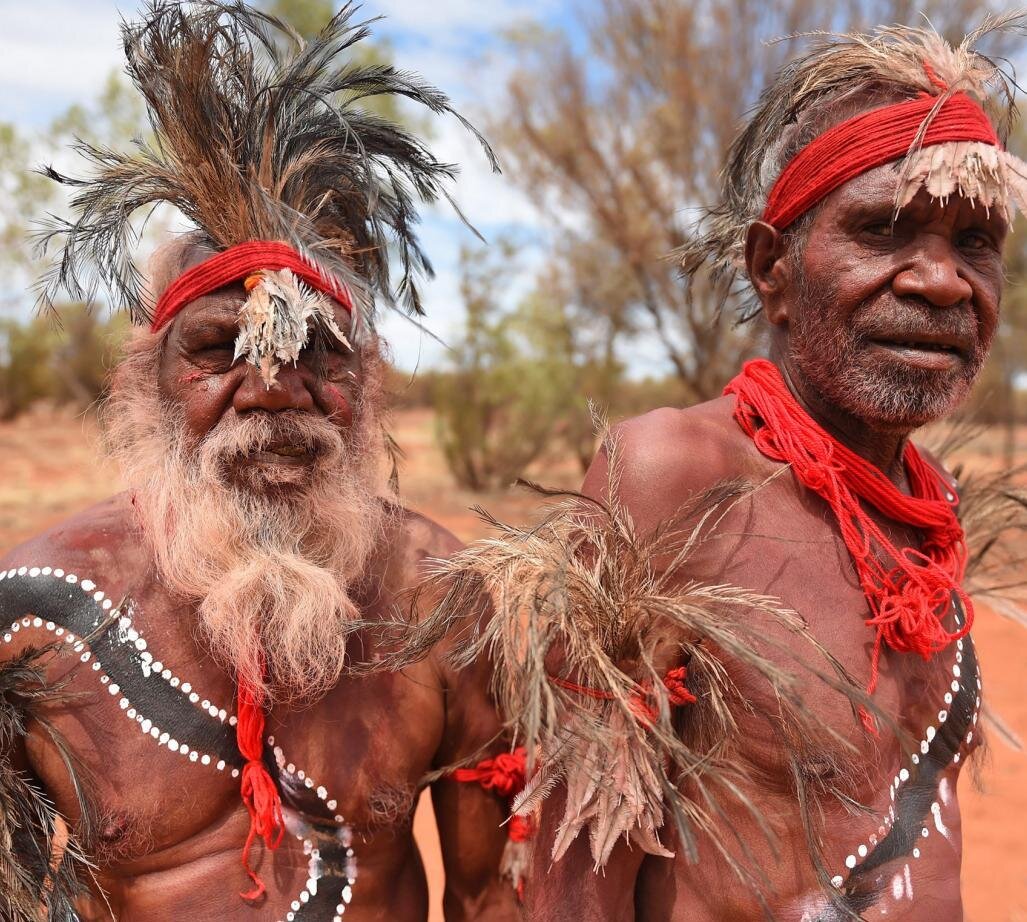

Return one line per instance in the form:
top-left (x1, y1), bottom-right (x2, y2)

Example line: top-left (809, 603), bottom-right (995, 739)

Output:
top-left (0, 566), bottom-right (359, 919)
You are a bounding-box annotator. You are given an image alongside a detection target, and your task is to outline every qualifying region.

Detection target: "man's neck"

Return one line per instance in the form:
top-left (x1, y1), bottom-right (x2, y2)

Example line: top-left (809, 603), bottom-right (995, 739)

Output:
top-left (770, 355), bottom-right (911, 487)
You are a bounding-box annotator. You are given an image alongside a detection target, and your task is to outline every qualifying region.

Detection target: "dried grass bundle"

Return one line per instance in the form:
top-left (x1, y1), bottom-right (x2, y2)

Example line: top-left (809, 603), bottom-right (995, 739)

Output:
top-left (390, 433), bottom-right (885, 914)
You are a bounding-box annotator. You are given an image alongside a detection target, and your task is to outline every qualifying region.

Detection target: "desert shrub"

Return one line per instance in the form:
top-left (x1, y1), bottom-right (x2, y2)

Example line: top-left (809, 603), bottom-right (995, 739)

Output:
top-left (434, 244), bottom-right (582, 491)
top-left (0, 306), bottom-right (128, 419)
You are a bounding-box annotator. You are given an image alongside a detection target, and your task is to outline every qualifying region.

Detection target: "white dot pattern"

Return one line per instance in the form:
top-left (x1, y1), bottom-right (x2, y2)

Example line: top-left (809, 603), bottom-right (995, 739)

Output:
top-left (1, 565), bottom-right (236, 772)
top-left (831, 633), bottom-right (980, 896)
top-left (2, 565), bottom-right (357, 918)
top-left (270, 742), bottom-right (357, 920)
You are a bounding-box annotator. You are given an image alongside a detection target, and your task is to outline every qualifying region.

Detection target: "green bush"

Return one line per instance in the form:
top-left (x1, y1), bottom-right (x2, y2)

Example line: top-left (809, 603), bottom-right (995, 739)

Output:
top-left (0, 306), bottom-right (128, 419)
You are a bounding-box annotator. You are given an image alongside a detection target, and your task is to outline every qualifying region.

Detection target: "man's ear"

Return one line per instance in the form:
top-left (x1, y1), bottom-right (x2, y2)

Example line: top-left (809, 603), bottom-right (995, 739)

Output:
top-left (744, 221), bottom-right (792, 325)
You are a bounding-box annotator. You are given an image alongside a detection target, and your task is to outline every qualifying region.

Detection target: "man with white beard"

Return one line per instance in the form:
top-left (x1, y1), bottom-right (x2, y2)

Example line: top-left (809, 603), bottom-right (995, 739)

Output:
top-left (0, 3), bottom-right (521, 921)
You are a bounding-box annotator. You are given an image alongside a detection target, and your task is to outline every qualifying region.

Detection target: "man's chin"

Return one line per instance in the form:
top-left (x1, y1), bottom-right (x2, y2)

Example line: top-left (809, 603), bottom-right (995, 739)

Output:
top-left (834, 370), bottom-right (973, 432)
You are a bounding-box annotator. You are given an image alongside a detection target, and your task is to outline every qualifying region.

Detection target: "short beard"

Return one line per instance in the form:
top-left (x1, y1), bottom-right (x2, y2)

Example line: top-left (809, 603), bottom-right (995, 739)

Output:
top-left (786, 254), bottom-right (986, 431)
top-left (104, 329), bottom-right (390, 704)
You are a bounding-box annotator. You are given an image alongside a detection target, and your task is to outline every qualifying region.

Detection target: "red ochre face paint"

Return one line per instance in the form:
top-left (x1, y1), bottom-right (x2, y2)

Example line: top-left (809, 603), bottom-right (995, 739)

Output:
top-left (321, 383), bottom-right (354, 427)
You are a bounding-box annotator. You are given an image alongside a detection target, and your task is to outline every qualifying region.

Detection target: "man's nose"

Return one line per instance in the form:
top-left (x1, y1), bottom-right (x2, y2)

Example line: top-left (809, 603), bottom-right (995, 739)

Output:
top-left (232, 362), bottom-right (315, 413)
top-left (892, 235), bottom-right (974, 308)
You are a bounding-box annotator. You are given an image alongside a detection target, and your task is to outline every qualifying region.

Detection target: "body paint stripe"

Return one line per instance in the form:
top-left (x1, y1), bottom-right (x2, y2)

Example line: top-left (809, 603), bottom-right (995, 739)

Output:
top-left (1, 569), bottom-right (357, 919)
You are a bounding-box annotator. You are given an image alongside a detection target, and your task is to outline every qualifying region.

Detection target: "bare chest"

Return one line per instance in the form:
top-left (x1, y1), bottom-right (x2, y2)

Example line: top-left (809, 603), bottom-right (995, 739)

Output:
top-left (662, 478), bottom-right (982, 916)
top-left (0, 563), bottom-right (444, 918)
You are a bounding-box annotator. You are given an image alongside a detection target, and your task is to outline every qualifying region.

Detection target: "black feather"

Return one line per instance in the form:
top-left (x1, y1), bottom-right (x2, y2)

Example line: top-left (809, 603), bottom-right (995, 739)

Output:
top-left (34, 0), bottom-right (497, 329)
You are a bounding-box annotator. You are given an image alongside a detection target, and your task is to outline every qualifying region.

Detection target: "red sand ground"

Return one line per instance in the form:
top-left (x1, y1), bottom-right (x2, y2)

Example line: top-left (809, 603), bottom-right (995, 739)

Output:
top-left (0, 408), bottom-right (1023, 920)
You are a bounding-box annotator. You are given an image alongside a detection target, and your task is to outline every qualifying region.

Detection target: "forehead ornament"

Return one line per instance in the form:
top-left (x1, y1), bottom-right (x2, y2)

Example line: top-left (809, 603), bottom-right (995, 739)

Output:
top-left (151, 241), bottom-right (353, 387)
top-left (763, 75), bottom-right (1027, 230)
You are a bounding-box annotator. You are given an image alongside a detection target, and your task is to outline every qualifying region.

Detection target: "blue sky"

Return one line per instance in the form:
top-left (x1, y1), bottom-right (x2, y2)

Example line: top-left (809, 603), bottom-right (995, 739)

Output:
top-left (0, 0), bottom-right (581, 371)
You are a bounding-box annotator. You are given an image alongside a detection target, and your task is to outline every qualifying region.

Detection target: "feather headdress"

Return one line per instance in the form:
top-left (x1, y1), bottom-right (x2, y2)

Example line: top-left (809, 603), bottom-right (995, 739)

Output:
top-left (35, 0), bottom-right (497, 340)
top-left (680, 14), bottom-right (1027, 322)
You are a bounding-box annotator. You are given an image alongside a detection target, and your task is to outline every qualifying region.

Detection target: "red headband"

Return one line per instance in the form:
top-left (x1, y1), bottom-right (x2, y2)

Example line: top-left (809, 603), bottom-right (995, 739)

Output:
top-left (762, 92), bottom-right (1000, 230)
top-left (150, 241), bottom-right (352, 332)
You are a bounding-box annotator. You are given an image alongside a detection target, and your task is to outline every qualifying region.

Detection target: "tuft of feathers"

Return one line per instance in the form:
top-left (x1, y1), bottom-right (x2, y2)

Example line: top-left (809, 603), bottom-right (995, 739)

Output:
top-left (678, 14), bottom-right (1027, 323)
top-left (234, 268), bottom-right (350, 386)
top-left (35, 0), bottom-right (497, 331)
top-left (0, 643), bottom-right (97, 921)
top-left (389, 429), bottom-right (881, 915)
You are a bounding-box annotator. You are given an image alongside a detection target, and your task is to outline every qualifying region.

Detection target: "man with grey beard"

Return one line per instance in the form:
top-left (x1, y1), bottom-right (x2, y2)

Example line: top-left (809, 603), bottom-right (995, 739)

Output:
top-left (416, 20), bottom-right (1027, 922)
top-left (0, 3), bottom-right (519, 921)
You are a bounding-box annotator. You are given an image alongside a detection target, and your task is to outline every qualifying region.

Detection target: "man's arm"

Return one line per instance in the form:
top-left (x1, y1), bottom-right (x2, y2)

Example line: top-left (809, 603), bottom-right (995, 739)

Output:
top-left (522, 785), bottom-right (643, 922)
top-left (430, 650), bottom-right (520, 922)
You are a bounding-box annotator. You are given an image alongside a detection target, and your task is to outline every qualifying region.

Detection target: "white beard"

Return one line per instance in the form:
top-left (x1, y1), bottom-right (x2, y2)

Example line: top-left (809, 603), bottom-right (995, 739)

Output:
top-left (105, 331), bottom-right (390, 703)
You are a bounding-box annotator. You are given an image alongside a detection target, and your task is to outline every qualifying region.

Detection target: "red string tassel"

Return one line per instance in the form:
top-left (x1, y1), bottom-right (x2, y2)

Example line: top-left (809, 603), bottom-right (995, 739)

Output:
top-left (235, 670), bottom-right (285, 901)
top-left (450, 746), bottom-right (533, 898)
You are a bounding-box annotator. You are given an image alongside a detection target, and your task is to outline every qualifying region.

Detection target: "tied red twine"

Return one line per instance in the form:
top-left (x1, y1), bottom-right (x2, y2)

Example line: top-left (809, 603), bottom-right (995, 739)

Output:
top-left (450, 746), bottom-right (534, 852)
top-left (235, 668), bottom-right (285, 901)
top-left (451, 749), bottom-right (526, 798)
top-left (762, 91), bottom-right (999, 230)
top-left (725, 359), bottom-right (972, 733)
top-left (551, 666), bottom-right (697, 726)
top-left (150, 240), bottom-right (352, 332)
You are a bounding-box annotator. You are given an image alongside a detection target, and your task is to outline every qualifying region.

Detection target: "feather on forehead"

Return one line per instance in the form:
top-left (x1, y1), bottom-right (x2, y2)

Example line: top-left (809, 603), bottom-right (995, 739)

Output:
top-left (677, 13), bottom-right (1027, 322)
top-left (34, 0), bottom-right (497, 331)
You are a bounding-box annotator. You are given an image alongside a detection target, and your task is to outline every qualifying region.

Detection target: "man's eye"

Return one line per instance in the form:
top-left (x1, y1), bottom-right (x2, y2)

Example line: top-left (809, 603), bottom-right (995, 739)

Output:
top-left (189, 342), bottom-right (236, 368)
top-left (959, 230), bottom-right (992, 251)
top-left (864, 223), bottom-right (894, 238)
top-left (191, 336), bottom-right (235, 353)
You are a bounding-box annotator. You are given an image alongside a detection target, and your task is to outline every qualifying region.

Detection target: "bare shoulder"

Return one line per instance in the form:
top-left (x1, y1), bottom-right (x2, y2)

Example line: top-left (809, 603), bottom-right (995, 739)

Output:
top-left (391, 503), bottom-right (463, 567)
top-left (376, 502), bottom-right (463, 595)
top-left (583, 397), bottom-right (768, 534)
top-left (0, 493), bottom-right (143, 578)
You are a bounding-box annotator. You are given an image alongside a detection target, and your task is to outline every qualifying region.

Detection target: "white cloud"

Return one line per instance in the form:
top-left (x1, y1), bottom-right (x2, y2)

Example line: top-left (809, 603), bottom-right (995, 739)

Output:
top-left (428, 114), bottom-right (544, 232)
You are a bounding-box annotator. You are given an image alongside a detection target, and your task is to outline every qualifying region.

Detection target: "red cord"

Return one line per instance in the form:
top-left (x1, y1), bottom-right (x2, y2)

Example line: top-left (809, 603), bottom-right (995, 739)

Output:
top-left (450, 747), bottom-right (534, 859)
top-left (725, 360), bottom-right (972, 729)
top-left (552, 666), bottom-right (696, 725)
top-left (762, 92), bottom-right (999, 230)
top-left (451, 749), bottom-right (527, 799)
top-left (235, 669), bottom-right (285, 901)
top-left (150, 241), bottom-right (352, 331)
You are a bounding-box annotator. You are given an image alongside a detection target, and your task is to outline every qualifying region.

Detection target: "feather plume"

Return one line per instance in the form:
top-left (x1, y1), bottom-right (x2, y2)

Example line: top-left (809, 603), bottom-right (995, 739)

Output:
top-left (679, 14), bottom-right (1027, 323)
top-left (0, 643), bottom-right (98, 921)
top-left (383, 431), bottom-right (883, 914)
top-left (233, 268), bottom-right (350, 386)
top-left (34, 0), bottom-right (497, 331)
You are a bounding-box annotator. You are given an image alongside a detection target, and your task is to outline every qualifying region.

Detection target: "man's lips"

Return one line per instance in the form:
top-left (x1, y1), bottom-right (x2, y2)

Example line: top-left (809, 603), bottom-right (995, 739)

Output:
top-left (867, 333), bottom-right (970, 370)
top-left (245, 445), bottom-right (314, 466)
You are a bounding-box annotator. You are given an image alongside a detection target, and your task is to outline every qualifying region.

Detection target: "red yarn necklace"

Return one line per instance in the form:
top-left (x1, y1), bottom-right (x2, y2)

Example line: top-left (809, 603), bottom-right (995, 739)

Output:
top-left (725, 359), bottom-right (972, 729)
